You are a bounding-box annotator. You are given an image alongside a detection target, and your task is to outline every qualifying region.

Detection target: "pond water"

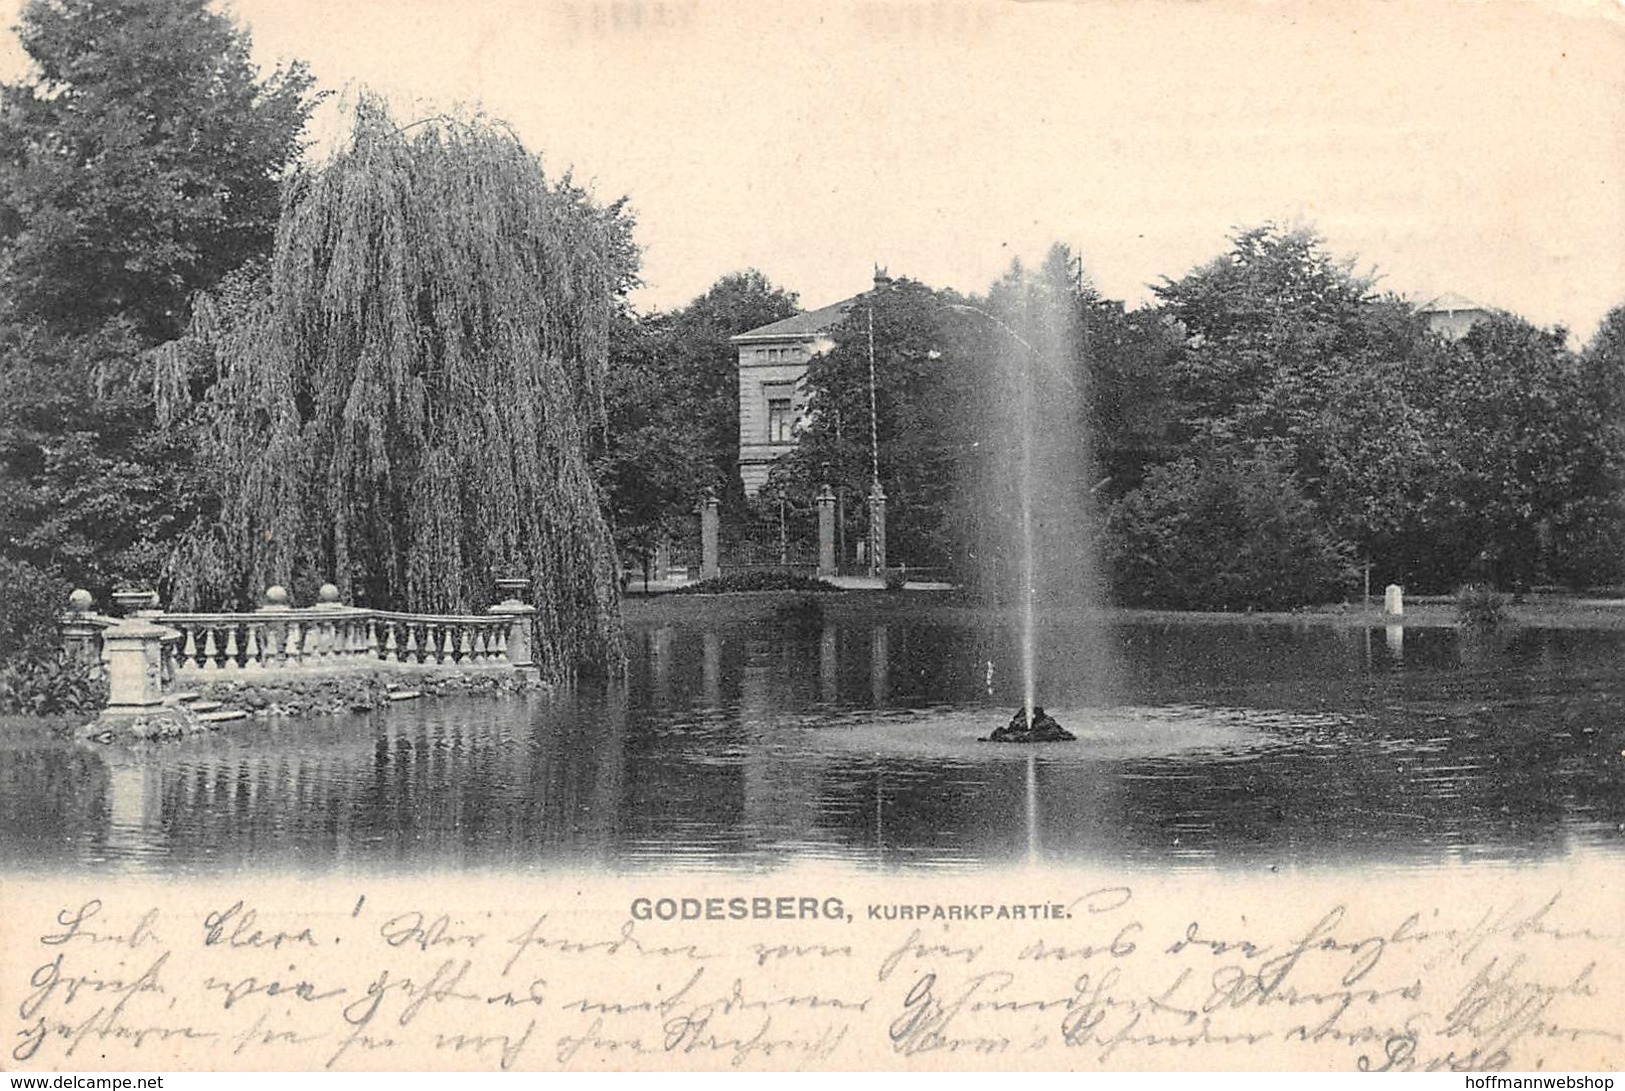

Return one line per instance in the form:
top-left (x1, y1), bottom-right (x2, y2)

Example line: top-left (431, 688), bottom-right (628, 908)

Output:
top-left (2, 613), bottom-right (1623, 875)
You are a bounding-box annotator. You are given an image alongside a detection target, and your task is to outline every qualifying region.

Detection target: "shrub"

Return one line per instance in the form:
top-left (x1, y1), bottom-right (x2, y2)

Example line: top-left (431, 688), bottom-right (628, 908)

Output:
top-left (1105, 451), bottom-right (1355, 611)
top-left (671, 570), bottom-right (841, 595)
top-left (0, 556), bottom-right (108, 714)
top-left (0, 647), bottom-right (107, 715)
top-left (1456, 583), bottom-right (1509, 630)
top-left (882, 566), bottom-right (909, 591)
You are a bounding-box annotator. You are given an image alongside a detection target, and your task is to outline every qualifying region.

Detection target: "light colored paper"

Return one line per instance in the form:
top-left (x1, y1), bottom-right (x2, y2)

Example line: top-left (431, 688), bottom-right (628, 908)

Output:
top-left (5, 861), bottom-right (1624, 1071)
top-left (4, 0), bottom-right (1624, 1074)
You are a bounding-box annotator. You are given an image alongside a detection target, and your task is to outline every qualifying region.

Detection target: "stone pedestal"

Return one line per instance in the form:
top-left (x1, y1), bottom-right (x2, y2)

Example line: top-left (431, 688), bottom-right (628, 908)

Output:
top-left (489, 579), bottom-right (539, 675)
top-left (700, 492), bottom-right (721, 580)
top-left (101, 617), bottom-right (172, 709)
top-left (1384, 584), bottom-right (1404, 617)
top-left (816, 485), bottom-right (837, 577)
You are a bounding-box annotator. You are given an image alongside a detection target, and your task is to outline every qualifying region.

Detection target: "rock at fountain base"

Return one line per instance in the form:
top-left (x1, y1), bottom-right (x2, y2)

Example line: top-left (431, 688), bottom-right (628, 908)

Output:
top-left (983, 706), bottom-right (1075, 743)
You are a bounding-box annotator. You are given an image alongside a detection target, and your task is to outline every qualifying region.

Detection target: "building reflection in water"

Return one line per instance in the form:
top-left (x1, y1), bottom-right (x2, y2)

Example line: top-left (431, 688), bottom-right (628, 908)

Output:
top-left (870, 624), bottom-right (889, 706)
top-left (819, 624), bottom-right (837, 703)
top-left (702, 632), bottom-right (721, 707)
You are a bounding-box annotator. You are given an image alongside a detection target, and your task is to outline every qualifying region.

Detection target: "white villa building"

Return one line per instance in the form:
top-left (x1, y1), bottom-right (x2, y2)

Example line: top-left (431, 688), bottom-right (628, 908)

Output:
top-left (730, 289), bottom-right (864, 495)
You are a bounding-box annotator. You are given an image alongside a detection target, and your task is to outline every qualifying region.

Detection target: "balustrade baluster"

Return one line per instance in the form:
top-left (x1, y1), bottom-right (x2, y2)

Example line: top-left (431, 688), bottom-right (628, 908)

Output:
top-left (202, 626), bottom-right (219, 671)
top-left (385, 622), bottom-right (400, 662)
top-left (244, 624), bottom-right (261, 670)
top-left (181, 626), bottom-right (199, 672)
top-left (405, 624), bottom-right (419, 663)
top-left (458, 626), bottom-right (472, 662)
top-left (442, 626), bottom-right (456, 663)
top-left (223, 625), bottom-right (240, 671)
top-left (285, 622), bottom-right (303, 666)
top-left (367, 620), bottom-right (380, 661)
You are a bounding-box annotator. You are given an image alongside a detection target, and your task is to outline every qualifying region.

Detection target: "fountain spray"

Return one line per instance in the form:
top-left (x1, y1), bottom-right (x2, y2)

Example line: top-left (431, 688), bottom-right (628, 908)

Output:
top-left (959, 254), bottom-right (1105, 744)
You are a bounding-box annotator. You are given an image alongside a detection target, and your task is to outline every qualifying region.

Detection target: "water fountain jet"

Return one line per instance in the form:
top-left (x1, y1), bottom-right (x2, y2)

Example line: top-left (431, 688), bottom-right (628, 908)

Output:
top-left (949, 287), bottom-right (1100, 743)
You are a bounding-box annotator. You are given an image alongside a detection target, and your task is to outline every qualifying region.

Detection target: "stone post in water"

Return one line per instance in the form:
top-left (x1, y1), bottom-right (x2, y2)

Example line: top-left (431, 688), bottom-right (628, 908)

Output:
top-left (700, 490), bottom-right (721, 580)
top-left (816, 484), bottom-right (837, 577)
top-left (1384, 584), bottom-right (1404, 617)
top-left (489, 577), bottom-right (538, 676)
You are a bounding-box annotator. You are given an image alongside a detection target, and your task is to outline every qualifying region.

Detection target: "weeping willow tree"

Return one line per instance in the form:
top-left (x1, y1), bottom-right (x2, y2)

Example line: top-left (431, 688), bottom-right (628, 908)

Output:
top-left (158, 96), bottom-right (630, 679)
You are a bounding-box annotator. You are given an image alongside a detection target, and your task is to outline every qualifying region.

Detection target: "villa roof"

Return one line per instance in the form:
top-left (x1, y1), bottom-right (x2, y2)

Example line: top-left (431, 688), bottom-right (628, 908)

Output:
top-left (730, 295), bottom-right (858, 342)
top-left (1418, 291), bottom-right (1488, 314)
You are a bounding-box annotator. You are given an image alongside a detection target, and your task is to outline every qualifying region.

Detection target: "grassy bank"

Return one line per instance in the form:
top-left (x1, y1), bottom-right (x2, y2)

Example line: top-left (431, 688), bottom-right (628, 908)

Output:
top-left (621, 587), bottom-right (1625, 630)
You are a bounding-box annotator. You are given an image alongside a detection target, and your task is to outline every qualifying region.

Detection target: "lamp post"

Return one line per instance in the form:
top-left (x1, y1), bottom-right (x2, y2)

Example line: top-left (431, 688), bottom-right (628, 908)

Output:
top-left (865, 298), bottom-right (886, 575)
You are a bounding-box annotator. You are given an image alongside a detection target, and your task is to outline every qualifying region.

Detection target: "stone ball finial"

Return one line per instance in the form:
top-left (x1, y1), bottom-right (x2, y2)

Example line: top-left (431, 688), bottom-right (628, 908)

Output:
top-left (265, 585), bottom-right (290, 606)
top-left (318, 583), bottom-right (341, 604)
top-left (68, 588), bottom-right (94, 612)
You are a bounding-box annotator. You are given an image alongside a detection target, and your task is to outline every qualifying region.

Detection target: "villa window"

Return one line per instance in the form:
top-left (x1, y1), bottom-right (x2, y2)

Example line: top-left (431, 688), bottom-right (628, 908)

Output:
top-left (767, 398), bottom-right (795, 443)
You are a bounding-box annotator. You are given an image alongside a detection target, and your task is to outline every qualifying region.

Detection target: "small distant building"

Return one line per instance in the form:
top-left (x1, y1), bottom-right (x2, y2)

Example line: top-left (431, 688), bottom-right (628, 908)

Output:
top-left (1418, 292), bottom-right (1494, 340)
top-left (731, 284), bottom-right (871, 496)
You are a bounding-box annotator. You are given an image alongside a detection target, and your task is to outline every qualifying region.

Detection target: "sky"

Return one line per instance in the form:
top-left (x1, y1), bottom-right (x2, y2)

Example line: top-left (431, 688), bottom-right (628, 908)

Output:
top-left (3, 0), bottom-right (1623, 339)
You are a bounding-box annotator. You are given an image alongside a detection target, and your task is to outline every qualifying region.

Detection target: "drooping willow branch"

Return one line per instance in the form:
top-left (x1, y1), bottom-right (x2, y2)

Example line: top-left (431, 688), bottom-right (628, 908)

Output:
top-left (159, 95), bottom-right (629, 679)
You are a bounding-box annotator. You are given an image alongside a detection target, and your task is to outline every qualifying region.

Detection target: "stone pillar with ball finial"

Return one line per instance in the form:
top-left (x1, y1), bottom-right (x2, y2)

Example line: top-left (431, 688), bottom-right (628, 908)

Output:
top-left (700, 489), bottom-right (721, 580)
top-left (60, 588), bottom-right (110, 666)
top-left (816, 485), bottom-right (837, 577)
top-left (256, 585), bottom-right (294, 669)
top-left (867, 484), bottom-right (887, 576)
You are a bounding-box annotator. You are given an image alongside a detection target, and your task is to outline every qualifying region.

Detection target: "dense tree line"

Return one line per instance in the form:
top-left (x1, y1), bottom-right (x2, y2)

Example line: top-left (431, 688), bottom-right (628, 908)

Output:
top-left (1, 0), bottom-right (318, 595)
top-left (760, 231), bottom-right (1625, 608)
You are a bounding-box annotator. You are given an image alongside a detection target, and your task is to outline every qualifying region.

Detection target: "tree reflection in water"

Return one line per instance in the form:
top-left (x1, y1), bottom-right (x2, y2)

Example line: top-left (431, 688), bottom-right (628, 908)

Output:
top-left (1, 619), bottom-right (1622, 875)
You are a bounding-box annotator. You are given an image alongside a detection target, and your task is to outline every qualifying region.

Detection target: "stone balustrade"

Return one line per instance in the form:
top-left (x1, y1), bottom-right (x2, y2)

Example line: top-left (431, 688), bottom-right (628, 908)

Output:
top-left (161, 610), bottom-right (516, 675)
top-left (65, 581), bottom-right (539, 715)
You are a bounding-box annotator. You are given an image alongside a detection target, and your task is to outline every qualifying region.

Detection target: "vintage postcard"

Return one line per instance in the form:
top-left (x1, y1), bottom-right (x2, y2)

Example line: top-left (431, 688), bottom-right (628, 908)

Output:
top-left (1, 0), bottom-right (1622, 1076)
